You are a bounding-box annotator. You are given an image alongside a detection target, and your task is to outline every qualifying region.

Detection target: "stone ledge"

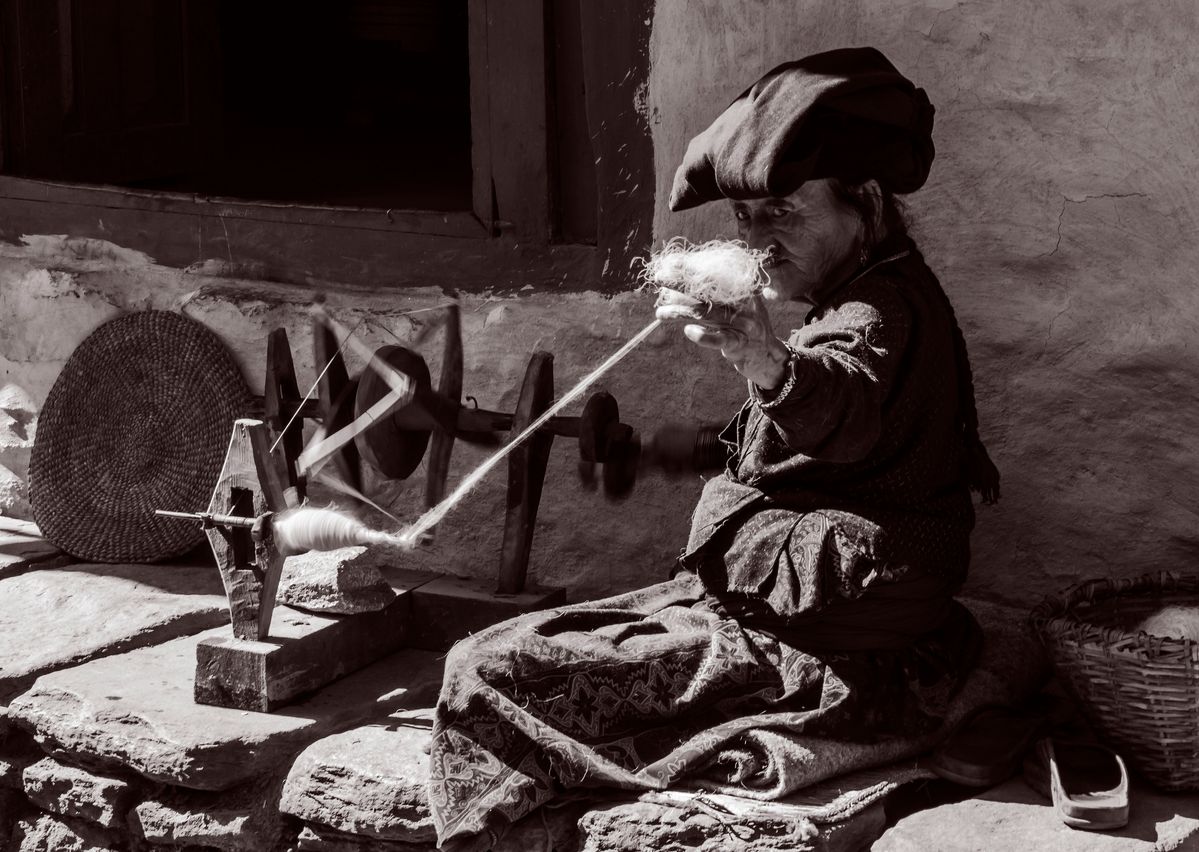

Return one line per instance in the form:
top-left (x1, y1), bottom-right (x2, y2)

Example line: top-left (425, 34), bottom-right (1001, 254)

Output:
top-left (8, 629), bottom-right (444, 791)
top-left (0, 561), bottom-right (228, 703)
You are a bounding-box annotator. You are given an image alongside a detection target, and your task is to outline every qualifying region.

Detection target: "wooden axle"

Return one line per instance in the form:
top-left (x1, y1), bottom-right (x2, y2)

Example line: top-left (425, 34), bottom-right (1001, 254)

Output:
top-left (154, 509), bottom-right (258, 529)
top-left (354, 345), bottom-right (639, 595)
top-left (354, 346), bottom-right (638, 493)
top-left (385, 387), bottom-right (585, 439)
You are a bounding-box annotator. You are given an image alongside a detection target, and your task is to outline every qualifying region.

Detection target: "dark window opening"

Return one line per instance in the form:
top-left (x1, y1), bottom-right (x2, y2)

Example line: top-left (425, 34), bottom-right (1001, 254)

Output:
top-left (2, 0), bottom-right (473, 211)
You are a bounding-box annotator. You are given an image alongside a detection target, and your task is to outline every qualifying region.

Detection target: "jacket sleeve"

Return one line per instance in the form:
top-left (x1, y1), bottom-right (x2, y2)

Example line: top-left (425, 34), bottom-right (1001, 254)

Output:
top-left (749, 277), bottom-right (913, 462)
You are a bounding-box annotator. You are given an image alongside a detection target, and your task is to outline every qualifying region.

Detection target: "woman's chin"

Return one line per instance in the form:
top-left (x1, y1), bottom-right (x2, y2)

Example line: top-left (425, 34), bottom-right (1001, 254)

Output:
top-left (762, 285), bottom-right (807, 304)
top-left (761, 285), bottom-right (787, 302)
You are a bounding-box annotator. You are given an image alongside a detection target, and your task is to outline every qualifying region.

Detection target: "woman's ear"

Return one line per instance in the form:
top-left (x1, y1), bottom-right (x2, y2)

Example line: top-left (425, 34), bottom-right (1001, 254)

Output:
top-left (847, 179), bottom-right (885, 244)
top-left (858, 180), bottom-right (885, 232)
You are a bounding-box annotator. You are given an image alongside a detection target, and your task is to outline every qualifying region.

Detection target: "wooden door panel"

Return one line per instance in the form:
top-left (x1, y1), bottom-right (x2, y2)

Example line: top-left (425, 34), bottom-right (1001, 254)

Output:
top-left (3, 0), bottom-right (218, 183)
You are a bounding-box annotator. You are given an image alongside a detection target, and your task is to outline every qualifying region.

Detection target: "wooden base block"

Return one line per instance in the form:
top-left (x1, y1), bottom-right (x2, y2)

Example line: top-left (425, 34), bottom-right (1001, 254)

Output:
top-left (195, 594), bottom-right (411, 713)
top-left (408, 575), bottom-right (565, 651)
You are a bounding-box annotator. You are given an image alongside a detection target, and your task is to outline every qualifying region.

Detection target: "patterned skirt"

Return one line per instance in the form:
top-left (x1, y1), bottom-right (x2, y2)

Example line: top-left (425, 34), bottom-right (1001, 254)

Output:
top-left (427, 571), bottom-right (979, 848)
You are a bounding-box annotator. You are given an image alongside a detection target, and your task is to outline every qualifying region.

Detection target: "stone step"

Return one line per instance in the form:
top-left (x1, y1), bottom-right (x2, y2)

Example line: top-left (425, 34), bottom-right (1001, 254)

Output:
top-left (10, 812), bottom-right (123, 852)
top-left (872, 775), bottom-right (1199, 852)
top-left (21, 757), bottom-right (134, 831)
top-left (130, 774), bottom-right (288, 851)
top-left (294, 824), bottom-right (436, 851)
top-left (0, 561), bottom-right (229, 703)
top-left (578, 796), bottom-right (886, 852)
top-left (7, 628), bottom-right (444, 791)
top-left (280, 709), bottom-right (435, 844)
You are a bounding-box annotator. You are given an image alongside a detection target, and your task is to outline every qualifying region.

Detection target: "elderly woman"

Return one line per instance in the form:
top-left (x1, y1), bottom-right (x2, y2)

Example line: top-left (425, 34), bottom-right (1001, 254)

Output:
top-left (428, 47), bottom-right (998, 850)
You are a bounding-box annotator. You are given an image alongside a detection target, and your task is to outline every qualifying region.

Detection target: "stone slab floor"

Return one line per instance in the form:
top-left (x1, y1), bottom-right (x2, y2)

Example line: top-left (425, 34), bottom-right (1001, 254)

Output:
top-left (0, 552), bottom-right (1195, 851)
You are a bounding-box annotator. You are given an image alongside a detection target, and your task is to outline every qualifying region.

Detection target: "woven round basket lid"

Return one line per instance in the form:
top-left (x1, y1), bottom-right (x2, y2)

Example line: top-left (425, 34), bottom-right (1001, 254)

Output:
top-left (30, 310), bottom-right (253, 563)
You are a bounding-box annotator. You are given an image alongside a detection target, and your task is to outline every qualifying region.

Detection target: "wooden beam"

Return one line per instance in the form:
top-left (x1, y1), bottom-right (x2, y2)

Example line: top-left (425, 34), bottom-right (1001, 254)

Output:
top-left (0, 184), bottom-right (598, 292)
top-left (577, 0), bottom-right (656, 289)
top-left (194, 596), bottom-right (412, 713)
top-left (466, 0), bottom-right (494, 232)
top-left (484, 0), bottom-right (550, 242)
top-left (547, 0), bottom-right (597, 244)
top-left (0, 175), bottom-right (488, 237)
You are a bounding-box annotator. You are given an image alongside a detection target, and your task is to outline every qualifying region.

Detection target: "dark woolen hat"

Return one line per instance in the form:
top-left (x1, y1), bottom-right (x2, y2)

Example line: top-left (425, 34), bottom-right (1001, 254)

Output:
top-left (669, 47), bottom-right (936, 211)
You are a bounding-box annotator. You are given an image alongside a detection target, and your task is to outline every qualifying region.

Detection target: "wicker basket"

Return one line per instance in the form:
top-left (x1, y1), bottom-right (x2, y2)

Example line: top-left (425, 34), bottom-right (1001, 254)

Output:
top-left (1030, 572), bottom-right (1199, 791)
top-left (30, 311), bottom-right (253, 563)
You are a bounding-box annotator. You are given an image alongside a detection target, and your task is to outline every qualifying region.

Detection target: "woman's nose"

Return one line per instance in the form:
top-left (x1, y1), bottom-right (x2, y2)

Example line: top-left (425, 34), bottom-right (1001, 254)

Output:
top-left (743, 222), bottom-right (775, 252)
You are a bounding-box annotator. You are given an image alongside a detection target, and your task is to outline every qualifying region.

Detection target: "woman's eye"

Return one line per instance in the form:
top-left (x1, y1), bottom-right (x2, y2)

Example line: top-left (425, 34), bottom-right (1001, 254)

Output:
top-left (733, 210), bottom-right (749, 221)
top-left (770, 207), bottom-right (790, 218)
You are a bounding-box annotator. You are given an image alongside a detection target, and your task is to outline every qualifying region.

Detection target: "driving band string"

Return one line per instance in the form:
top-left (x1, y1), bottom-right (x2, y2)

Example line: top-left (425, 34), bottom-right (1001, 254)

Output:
top-left (395, 318), bottom-right (664, 546)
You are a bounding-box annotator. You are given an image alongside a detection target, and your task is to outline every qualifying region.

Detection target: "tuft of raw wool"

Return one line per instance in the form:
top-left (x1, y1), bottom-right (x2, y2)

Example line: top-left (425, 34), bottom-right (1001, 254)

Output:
top-left (1136, 605), bottom-right (1199, 643)
top-left (638, 238), bottom-right (771, 307)
top-left (273, 505), bottom-right (410, 556)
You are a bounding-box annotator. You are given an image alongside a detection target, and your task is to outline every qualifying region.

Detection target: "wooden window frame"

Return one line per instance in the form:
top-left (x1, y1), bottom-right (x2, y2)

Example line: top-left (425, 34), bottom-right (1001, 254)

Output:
top-left (0, 0), bottom-right (604, 291)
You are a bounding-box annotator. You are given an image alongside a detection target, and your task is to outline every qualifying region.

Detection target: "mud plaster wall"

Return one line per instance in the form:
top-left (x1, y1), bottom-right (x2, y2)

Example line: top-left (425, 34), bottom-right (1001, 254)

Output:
top-left (0, 234), bottom-right (747, 602)
top-left (649, 0), bottom-right (1199, 605)
top-left (3, 2), bottom-right (1198, 608)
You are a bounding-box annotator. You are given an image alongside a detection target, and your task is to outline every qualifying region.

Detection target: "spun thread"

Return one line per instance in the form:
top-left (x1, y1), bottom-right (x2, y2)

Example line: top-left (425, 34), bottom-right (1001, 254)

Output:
top-left (397, 318), bottom-right (664, 545)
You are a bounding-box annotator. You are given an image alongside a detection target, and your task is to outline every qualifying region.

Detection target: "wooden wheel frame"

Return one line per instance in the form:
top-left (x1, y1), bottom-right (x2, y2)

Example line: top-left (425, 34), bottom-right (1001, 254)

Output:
top-left (426, 303), bottom-right (463, 526)
top-left (497, 351), bottom-right (555, 595)
top-left (314, 319), bottom-right (362, 493)
top-left (353, 345), bottom-right (433, 480)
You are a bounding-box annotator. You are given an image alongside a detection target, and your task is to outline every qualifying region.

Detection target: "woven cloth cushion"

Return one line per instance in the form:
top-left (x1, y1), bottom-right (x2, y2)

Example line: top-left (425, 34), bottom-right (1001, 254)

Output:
top-left (30, 310), bottom-right (253, 563)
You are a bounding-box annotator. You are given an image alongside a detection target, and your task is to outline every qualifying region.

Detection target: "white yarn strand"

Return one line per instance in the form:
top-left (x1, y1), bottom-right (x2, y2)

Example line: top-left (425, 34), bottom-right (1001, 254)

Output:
top-left (397, 318), bottom-right (663, 546)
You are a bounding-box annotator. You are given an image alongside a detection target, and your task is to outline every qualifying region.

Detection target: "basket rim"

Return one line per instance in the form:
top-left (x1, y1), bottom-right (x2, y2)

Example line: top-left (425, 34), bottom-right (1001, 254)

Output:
top-left (1029, 571), bottom-right (1199, 660)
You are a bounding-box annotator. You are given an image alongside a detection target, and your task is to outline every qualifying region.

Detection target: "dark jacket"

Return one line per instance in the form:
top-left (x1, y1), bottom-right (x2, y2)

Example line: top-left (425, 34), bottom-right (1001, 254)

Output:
top-left (680, 237), bottom-right (976, 649)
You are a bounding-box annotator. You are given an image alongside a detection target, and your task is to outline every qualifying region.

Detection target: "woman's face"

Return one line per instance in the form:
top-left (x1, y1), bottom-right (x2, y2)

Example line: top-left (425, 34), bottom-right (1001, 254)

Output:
top-left (732, 179), bottom-right (864, 305)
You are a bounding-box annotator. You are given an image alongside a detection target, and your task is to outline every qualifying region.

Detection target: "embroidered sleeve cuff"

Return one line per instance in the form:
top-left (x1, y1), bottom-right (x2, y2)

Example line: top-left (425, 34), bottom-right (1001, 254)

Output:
top-left (750, 345), bottom-right (803, 410)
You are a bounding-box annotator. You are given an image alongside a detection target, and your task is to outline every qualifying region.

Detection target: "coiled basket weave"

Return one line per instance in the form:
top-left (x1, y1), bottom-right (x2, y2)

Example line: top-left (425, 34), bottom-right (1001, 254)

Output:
top-left (30, 310), bottom-right (253, 563)
top-left (1030, 572), bottom-right (1199, 791)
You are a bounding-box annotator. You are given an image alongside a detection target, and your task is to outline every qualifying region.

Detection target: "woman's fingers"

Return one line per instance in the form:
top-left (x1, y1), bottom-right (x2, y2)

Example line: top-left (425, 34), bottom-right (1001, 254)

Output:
top-left (655, 303), bottom-right (705, 323)
top-left (655, 300), bottom-right (740, 326)
top-left (683, 323), bottom-right (746, 351)
top-left (750, 294), bottom-right (777, 339)
top-left (654, 290), bottom-right (757, 356)
top-left (654, 287), bottom-right (705, 309)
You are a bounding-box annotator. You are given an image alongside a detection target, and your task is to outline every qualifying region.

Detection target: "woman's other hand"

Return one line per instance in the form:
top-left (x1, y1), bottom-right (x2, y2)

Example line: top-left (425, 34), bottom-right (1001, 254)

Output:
top-left (642, 422), bottom-right (699, 474)
top-left (655, 290), bottom-right (790, 390)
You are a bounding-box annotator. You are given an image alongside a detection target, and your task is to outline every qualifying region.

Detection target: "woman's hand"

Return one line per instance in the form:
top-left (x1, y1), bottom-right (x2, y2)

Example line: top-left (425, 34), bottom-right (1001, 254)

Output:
top-left (655, 289), bottom-right (791, 390)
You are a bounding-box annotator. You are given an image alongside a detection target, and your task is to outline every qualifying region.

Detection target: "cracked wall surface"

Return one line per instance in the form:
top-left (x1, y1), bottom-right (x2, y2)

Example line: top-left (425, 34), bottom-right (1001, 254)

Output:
top-left (649, 0), bottom-right (1199, 604)
top-left (1, 2), bottom-right (1197, 607)
top-left (0, 236), bottom-right (749, 602)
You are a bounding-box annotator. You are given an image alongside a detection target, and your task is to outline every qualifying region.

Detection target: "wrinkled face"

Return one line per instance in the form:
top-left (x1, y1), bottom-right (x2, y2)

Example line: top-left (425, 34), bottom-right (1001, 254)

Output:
top-left (732, 179), bottom-right (864, 305)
